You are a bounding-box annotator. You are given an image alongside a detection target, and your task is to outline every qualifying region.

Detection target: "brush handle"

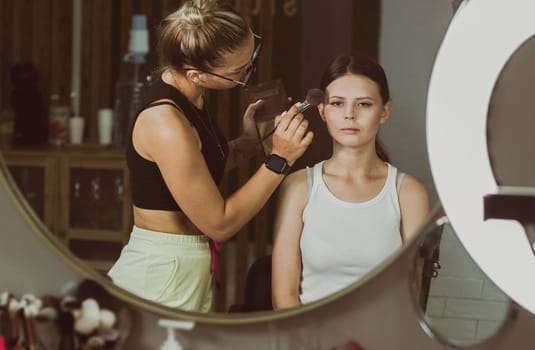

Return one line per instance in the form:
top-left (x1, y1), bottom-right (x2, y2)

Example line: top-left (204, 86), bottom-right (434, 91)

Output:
top-left (257, 125), bottom-right (277, 144)
top-left (256, 104), bottom-right (312, 145)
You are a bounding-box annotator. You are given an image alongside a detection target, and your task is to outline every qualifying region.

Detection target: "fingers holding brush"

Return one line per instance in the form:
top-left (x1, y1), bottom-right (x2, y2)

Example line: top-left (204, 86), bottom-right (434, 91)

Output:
top-left (271, 104), bottom-right (313, 165)
top-left (274, 103), bottom-right (302, 132)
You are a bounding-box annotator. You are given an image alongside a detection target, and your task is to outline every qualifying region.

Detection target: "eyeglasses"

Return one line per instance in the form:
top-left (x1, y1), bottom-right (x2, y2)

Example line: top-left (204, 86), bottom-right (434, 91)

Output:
top-left (185, 33), bottom-right (263, 88)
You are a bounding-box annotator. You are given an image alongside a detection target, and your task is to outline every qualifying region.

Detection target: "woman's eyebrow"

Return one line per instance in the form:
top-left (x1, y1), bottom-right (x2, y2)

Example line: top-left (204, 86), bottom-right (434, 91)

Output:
top-left (329, 95), bottom-right (374, 100)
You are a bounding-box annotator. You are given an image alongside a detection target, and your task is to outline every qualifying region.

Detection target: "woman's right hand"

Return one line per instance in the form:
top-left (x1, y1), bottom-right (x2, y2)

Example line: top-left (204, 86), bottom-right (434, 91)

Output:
top-left (270, 103), bottom-right (314, 165)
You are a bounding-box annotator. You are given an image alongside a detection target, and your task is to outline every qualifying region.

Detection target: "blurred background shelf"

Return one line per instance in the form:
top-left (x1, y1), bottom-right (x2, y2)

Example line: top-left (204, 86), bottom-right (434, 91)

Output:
top-left (2, 146), bottom-right (132, 270)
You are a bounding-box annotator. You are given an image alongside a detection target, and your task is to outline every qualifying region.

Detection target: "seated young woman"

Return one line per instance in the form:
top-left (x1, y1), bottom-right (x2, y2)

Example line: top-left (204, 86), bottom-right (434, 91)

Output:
top-left (271, 54), bottom-right (429, 309)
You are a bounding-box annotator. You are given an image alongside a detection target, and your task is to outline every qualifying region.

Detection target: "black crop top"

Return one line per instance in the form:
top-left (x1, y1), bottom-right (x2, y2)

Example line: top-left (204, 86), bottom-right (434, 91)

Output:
top-left (126, 75), bottom-right (228, 211)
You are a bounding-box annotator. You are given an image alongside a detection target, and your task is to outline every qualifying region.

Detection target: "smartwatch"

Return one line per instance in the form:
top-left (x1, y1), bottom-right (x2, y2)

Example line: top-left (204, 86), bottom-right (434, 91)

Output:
top-left (264, 154), bottom-right (290, 175)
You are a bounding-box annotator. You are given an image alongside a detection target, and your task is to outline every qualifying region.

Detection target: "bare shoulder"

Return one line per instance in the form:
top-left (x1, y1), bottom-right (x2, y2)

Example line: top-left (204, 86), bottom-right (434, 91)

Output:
top-left (281, 168), bottom-right (307, 190)
top-left (398, 173), bottom-right (430, 241)
top-left (274, 168), bottom-right (309, 241)
top-left (279, 168), bottom-right (308, 195)
top-left (399, 174), bottom-right (428, 198)
top-left (277, 168), bottom-right (310, 206)
top-left (136, 103), bottom-right (192, 139)
top-left (399, 173), bottom-right (430, 217)
top-left (134, 104), bottom-right (198, 160)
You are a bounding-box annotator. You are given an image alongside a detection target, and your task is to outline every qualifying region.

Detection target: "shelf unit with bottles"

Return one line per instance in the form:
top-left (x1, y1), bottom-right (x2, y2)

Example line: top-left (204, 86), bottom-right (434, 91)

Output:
top-left (1, 146), bottom-right (132, 271)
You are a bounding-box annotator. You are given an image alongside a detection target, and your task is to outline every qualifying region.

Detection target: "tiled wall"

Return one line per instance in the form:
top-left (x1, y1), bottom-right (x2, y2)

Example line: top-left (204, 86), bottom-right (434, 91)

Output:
top-left (425, 225), bottom-right (510, 343)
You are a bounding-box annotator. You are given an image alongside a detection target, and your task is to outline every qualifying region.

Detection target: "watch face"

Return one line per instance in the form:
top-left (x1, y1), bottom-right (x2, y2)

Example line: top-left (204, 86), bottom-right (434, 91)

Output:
top-left (266, 154), bottom-right (288, 174)
top-left (270, 155), bottom-right (285, 168)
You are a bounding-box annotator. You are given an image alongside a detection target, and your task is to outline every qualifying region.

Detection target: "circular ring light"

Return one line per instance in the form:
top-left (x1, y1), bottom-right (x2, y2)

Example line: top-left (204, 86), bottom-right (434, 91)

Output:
top-left (427, 0), bottom-right (535, 314)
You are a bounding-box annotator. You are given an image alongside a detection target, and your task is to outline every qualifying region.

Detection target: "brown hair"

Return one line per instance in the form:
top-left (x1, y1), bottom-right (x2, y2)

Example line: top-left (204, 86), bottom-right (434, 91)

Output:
top-left (157, 0), bottom-right (250, 72)
top-left (320, 54), bottom-right (391, 162)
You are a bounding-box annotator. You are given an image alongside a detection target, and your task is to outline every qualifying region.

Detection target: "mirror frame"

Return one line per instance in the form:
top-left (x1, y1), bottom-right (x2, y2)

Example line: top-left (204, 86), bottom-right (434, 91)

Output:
top-left (407, 213), bottom-right (519, 348)
top-left (427, 0), bottom-right (535, 315)
top-left (0, 151), bottom-right (437, 324)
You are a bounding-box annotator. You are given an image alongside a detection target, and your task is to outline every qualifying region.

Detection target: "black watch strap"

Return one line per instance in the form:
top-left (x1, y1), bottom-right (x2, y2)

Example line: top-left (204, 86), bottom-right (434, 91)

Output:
top-left (264, 154), bottom-right (290, 175)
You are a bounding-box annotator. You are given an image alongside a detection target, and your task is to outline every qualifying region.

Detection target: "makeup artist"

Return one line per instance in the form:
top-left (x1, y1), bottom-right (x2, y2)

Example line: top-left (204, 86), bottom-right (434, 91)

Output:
top-left (108, 0), bottom-right (313, 312)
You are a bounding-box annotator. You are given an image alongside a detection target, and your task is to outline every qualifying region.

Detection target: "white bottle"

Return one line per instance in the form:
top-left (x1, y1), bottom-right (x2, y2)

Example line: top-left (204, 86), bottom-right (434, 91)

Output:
top-left (112, 14), bottom-right (150, 147)
top-left (158, 319), bottom-right (195, 350)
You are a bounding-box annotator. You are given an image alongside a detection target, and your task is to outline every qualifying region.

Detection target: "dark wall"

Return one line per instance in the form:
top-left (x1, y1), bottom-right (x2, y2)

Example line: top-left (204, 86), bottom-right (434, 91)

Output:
top-left (294, 0), bottom-right (381, 169)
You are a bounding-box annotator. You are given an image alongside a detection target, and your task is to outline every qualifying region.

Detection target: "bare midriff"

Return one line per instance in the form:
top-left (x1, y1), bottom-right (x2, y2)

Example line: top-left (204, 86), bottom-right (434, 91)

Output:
top-left (132, 206), bottom-right (203, 236)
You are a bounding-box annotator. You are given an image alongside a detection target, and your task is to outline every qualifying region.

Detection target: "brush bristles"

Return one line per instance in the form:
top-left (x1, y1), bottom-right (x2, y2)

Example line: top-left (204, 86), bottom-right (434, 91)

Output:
top-left (305, 88), bottom-right (324, 106)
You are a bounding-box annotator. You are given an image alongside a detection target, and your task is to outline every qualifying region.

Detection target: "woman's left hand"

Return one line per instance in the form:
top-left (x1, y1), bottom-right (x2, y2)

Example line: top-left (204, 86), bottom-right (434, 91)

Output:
top-left (225, 99), bottom-right (266, 170)
top-left (241, 99), bottom-right (265, 142)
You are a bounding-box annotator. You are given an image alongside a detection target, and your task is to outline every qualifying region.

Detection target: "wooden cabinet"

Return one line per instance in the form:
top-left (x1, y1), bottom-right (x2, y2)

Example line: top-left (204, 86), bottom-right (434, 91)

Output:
top-left (59, 150), bottom-right (131, 243)
top-left (2, 150), bottom-right (60, 233)
top-left (2, 146), bottom-right (132, 271)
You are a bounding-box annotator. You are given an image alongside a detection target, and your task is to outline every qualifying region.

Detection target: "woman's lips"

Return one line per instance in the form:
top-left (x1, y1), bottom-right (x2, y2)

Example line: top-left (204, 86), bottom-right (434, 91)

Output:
top-left (341, 128), bottom-right (360, 133)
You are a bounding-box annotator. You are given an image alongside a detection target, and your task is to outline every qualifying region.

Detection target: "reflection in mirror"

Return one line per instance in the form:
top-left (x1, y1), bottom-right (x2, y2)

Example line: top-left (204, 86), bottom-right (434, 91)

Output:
top-left (0, 0), bottom-right (454, 315)
top-left (412, 217), bottom-right (513, 347)
top-left (485, 33), bottom-right (535, 255)
top-left (486, 33), bottom-right (535, 189)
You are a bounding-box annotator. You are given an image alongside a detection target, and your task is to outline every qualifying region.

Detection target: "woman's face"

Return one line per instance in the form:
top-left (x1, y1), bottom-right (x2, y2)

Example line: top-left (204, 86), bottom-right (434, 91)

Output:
top-left (318, 73), bottom-right (391, 149)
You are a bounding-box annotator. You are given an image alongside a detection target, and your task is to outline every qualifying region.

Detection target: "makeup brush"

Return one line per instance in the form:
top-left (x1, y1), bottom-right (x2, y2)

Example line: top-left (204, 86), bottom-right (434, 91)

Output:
top-left (257, 88), bottom-right (324, 144)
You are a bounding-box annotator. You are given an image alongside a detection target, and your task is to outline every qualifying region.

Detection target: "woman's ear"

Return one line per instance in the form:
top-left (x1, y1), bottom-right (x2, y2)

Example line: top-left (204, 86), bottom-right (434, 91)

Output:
top-left (379, 101), bottom-right (392, 124)
top-left (185, 69), bottom-right (201, 84)
top-left (317, 103), bottom-right (326, 122)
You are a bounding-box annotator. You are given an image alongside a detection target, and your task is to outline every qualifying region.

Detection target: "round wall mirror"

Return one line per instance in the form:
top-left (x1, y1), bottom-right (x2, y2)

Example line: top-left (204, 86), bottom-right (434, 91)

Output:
top-left (427, 0), bottom-right (535, 314)
top-left (6, 2), bottom-right (535, 349)
top-left (0, 0), bottom-right (454, 322)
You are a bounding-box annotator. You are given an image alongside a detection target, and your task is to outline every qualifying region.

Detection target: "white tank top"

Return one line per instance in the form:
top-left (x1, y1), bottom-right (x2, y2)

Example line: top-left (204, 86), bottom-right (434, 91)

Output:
top-left (299, 161), bottom-right (403, 304)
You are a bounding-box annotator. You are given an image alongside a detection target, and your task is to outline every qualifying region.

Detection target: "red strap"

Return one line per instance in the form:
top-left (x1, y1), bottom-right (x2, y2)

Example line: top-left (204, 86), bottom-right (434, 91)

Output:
top-left (0, 335), bottom-right (6, 350)
top-left (209, 239), bottom-right (222, 285)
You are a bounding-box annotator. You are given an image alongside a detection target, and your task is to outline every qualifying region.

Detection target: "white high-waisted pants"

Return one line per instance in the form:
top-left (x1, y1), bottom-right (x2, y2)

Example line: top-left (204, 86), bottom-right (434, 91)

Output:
top-left (108, 225), bottom-right (213, 312)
